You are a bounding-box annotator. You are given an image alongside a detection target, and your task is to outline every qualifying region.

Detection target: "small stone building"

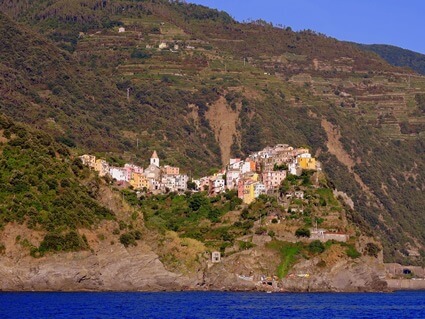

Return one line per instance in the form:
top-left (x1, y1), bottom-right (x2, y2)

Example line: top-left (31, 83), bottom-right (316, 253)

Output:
top-left (211, 251), bottom-right (221, 263)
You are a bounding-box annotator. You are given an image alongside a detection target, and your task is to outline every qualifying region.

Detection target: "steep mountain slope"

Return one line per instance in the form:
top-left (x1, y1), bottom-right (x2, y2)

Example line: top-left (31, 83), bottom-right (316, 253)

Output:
top-left (0, 114), bottom-right (114, 254)
top-left (0, 0), bottom-right (424, 264)
top-left (357, 44), bottom-right (425, 75)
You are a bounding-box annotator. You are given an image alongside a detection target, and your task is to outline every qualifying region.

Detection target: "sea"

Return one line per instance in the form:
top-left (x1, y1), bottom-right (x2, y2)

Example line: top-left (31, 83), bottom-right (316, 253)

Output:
top-left (0, 291), bottom-right (424, 318)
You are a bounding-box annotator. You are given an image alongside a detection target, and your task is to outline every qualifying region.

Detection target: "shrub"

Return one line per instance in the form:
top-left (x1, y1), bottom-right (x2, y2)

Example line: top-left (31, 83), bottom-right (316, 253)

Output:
top-left (268, 230), bottom-right (276, 238)
top-left (119, 230), bottom-right (142, 247)
top-left (238, 241), bottom-right (255, 250)
top-left (119, 233), bottom-right (136, 247)
top-left (38, 231), bottom-right (88, 253)
top-left (364, 242), bottom-right (381, 257)
top-left (346, 245), bottom-right (361, 259)
top-left (255, 227), bottom-right (267, 235)
top-left (295, 228), bottom-right (310, 238)
top-left (308, 240), bottom-right (325, 254)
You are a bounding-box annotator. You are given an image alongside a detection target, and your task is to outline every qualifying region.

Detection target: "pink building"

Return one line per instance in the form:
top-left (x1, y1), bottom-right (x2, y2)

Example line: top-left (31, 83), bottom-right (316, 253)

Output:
top-left (262, 170), bottom-right (287, 191)
top-left (237, 179), bottom-right (245, 200)
top-left (124, 164), bottom-right (143, 181)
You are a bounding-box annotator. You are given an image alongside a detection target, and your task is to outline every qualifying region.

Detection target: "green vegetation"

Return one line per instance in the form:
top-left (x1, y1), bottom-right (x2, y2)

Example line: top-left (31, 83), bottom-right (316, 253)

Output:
top-left (345, 244), bottom-right (361, 259)
top-left (295, 228), bottom-right (310, 238)
top-left (357, 44), bottom-right (425, 75)
top-left (119, 230), bottom-right (142, 247)
top-left (0, 115), bottom-right (114, 253)
top-left (308, 240), bottom-right (325, 254)
top-left (267, 241), bottom-right (303, 279)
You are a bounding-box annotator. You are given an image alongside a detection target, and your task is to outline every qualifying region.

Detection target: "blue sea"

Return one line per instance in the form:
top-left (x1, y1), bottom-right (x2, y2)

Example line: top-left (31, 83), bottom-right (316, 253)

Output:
top-left (0, 291), bottom-right (424, 318)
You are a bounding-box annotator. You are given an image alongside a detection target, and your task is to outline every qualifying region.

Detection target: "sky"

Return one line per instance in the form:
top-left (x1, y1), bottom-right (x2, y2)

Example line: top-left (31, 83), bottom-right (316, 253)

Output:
top-left (187, 0), bottom-right (425, 54)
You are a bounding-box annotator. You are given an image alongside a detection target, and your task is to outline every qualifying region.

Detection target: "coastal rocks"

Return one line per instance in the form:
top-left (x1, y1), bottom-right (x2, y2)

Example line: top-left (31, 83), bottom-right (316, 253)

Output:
top-left (282, 256), bottom-right (388, 292)
top-left (0, 241), bottom-right (194, 292)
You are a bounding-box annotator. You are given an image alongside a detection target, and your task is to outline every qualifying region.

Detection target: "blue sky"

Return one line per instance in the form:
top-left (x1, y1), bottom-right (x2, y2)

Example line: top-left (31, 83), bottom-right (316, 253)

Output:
top-left (187, 0), bottom-right (425, 54)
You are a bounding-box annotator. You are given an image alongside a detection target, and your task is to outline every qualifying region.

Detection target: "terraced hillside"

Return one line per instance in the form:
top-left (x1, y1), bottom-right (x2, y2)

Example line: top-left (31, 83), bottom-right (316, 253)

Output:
top-left (0, 0), bottom-right (424, 264)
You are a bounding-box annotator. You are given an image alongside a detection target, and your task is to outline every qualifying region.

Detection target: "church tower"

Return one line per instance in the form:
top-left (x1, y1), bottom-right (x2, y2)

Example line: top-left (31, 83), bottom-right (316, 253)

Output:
top-left (150, 150), bottom-right (159, 167)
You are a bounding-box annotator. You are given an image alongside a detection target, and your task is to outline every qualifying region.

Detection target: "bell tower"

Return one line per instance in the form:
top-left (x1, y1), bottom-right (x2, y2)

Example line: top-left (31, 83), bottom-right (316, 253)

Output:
top-left (150, 150), bottom-right (159, 167)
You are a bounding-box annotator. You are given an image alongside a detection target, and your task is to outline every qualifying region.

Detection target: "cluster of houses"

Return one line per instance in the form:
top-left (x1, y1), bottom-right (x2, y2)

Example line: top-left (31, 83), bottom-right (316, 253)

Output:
top-left (193, 144), bottom-right (318, 204)
top-left (80, 144), bottom-right (319, 204)
top-left (79, 151), bottom-right (189, 193)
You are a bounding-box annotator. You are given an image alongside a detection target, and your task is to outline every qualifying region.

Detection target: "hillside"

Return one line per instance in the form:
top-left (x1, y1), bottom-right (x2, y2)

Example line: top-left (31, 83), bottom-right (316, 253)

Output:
top-left (0, 0), bottom-right (424, 265)
top-left (0, 114), bottom-right (114, 255)
top-left (357, 44), bottom-right (425, 75)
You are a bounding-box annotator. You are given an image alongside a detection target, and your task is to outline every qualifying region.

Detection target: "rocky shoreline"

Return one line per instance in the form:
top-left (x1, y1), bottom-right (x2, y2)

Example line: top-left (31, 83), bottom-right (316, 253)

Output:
top-left (0, 240), bottom-right (397, 293)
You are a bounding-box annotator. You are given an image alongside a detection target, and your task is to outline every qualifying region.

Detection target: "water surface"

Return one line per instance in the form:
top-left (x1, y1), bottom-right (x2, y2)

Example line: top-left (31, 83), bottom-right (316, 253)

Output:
top-left (0, 291), bottom-right (424, 318)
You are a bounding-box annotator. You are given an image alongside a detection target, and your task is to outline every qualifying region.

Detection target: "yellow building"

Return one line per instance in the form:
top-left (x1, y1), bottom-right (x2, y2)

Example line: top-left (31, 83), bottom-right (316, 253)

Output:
top-left (130, 172), bottom-right (149, 190)
top-left (297, 157), bottom-right (317, 170)
top-left (94, 159), bottom-right (109, 177)
top-left (243, 181), bottom-right (255, 204)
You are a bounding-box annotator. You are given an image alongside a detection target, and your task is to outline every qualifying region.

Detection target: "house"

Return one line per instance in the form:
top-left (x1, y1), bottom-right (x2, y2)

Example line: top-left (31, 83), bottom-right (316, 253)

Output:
top-left (253, 182), bottom-right (266, 198)
top-left (159, 42), bottom-right (168, 49)
top-left (288, 162), bottom-right (302, 176)
top-left (237, 179), bottom-right (245, 200)
top-left (294, 191), bottom-right (304, 199)
top-left (118, 27), bottom-right (125, 33)
top-left (310, 229), bottom-right (348, 242)
top-left (211, 251), bottom-right (221, 263)
top-left (226, 169), bottom-right (241, 190)
top-left (130, 172), bottom-right (149, 190)
top-left (262, 170), bottom-right (287, 191)
top-left (243, 181), bottom-right (255, 204)
top-left (124, 163), bottom-right (143, 181)
top-left (163, 165), bottom-right (179, 176)
top-left (199, 177), bottom-right (210, 192)
top-left (162, 175), bottom-right (176, 191)
top-left (297, 153), bottom-right (317, 170)
top-left (94, 159), bottom-right (109, 177)
top-left (210, 176), bottom-right (225, 195)
top-left (79, 154), bottom-right (96, 169)
top-left (175, 174), bottom-right (189, 192)
top-left (109, 166), bottom-right (128, 182)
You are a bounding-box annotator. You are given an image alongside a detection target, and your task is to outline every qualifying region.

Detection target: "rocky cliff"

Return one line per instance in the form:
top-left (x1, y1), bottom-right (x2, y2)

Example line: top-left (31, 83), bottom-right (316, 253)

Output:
top-left (0, 225), bottom-right (388, 292)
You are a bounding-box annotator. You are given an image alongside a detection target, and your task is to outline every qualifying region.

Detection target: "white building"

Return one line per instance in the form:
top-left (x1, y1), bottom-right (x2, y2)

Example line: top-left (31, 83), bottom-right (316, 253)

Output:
top-left (175, 174), bottom-right (189, 191)
top-left (118, 27), bottom-right (125, 33)
top-left (159, 42), bottom-right (168, 49)
top-left (109, 167), bottom-right (128, 182)
top-left (212, 177), bottom-right (225, 195)
top-left (226, 169), bottom-right (241, 190)
top-left (254, 182), bottom-right (266, 198)
top-left (288, 162), bottom-right (302, 176)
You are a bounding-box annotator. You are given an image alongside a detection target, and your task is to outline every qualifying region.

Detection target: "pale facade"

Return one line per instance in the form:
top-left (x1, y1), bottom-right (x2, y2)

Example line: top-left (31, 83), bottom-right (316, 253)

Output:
top-left (262, 170), bottom-right (287, 191)
top-left (109, 167), bottom-right (128, 181)
top-left (94, 159), bottom-right (109, 177)
top-left (79, 154), bottom-right (96, 169)
top-left (163, 165), bottom-right (180, 175)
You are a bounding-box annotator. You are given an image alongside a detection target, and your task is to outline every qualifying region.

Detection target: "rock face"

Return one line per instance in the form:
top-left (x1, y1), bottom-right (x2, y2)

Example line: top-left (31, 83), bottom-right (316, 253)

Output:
top-left (0, 225), bottom-right (388, 292)
top-left (0, 242), bottom-right (195, 292)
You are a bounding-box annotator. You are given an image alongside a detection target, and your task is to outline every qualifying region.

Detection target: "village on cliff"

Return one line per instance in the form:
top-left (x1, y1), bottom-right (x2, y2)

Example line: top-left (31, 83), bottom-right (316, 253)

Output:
top-left (80, 144), bottom-right (319, 205)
